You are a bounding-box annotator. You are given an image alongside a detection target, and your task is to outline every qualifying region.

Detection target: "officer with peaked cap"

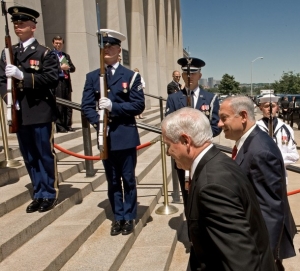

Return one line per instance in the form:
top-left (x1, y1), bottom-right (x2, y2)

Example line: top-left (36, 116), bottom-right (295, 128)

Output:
top-left (165, 57), bottom-right (221, 209)
top-left (81, 29), bottom-right (145, 236)
top-left (0, 6), bottom-right (59, 212)
top-left (257, 94), bottom-right (299, 185)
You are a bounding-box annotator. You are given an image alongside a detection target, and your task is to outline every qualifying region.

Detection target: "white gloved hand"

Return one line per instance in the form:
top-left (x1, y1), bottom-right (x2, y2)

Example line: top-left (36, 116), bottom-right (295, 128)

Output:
top-left (5, 64), bottom-right (24, 80)
top-left (99, 97), bottom-right (112, 112)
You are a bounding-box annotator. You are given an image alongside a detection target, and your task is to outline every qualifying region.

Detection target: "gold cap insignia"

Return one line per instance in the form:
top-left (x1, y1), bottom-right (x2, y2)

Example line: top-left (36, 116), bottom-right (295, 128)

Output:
top-left (13, 8), bottom-right (18, 13)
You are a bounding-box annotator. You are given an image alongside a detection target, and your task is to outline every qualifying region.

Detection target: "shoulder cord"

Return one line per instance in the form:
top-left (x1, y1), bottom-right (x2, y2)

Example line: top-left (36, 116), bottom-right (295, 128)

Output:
top-left (129, 72), bottom-right (138, 90)
top-left (209, 94), bottom-right (217, 121)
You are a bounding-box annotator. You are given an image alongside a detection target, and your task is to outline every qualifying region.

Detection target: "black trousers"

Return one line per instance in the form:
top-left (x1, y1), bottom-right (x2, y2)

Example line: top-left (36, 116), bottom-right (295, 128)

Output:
top-left (56, 78), bottom-right (72, 131)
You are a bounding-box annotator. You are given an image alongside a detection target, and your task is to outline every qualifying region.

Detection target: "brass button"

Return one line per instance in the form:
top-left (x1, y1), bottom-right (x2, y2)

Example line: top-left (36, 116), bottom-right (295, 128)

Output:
top-left (107, 89), bottom-right (110, 92)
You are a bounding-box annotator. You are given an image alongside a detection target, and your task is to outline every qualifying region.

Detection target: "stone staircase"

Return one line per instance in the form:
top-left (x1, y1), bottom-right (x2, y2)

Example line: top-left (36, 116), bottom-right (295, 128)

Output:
top-left (0, 107), bottom-right (188, 271)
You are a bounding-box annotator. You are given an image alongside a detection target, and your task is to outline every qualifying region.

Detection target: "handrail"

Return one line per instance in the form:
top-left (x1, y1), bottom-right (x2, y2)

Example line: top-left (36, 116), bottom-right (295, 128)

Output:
top-left (144, 93), bottom-right (167, 102)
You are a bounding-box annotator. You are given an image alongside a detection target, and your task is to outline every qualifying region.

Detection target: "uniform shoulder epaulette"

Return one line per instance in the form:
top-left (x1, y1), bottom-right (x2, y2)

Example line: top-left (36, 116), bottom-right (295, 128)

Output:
top-left (39, 44), bottom-right (51, 51)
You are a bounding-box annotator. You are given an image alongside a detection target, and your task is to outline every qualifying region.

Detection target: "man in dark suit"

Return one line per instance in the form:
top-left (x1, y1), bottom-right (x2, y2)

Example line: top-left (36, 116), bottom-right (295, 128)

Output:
top-left (167, 70), bottom-right (181, 95)
top-left (280, 96), bottom-right (289, 123)
top-left (0, 6), bottom-right (59, 212)
top-left (81, 29), bottom-right (145, 236)
top-left (165, 57), bottom-right (221, 208)
top-left (218, 95), bottom-right (296, 269)
top-left (162, 107), bottom-right (276, 271)
top-left (52, 36), bottom-right (76, 132)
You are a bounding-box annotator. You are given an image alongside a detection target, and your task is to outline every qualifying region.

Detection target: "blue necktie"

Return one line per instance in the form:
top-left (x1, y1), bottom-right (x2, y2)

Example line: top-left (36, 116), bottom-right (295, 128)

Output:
top-left (106, 65), bottom-right (113, 81)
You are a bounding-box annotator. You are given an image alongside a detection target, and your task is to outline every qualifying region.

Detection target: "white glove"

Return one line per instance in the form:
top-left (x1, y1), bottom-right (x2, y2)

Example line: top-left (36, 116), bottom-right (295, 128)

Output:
top-left (99, 97), bottom-right (112, 112)
top-left (5, 64), bottom-right (24, 80)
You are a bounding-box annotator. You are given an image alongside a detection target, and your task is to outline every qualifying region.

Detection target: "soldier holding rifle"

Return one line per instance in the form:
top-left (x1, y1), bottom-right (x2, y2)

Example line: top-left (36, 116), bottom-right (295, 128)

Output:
top-left (81, 29), bottom-right (145, 236)
top-left (0, 5), bottom-right (59, 213)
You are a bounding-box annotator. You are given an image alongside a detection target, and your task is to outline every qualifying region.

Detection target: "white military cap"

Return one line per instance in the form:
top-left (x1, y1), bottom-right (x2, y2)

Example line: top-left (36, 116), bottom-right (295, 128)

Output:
top-left (259, 94), bottom-right (279, 103)
top-left (100, 29), bottom-right (126, 45)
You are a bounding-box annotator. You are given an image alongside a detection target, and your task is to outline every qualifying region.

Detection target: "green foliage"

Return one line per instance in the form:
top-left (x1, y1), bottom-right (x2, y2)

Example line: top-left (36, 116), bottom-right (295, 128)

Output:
top-left (218, 74), bottom-right (240, 95)
top-left (272, 71), bottom-right (300, 94)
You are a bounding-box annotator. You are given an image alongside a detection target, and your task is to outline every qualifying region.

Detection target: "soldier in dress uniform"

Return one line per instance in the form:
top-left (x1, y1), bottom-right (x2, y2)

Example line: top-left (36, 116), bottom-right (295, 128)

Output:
top-left (165, 57), bottom-right (221, 209)
top-left (0, 6), bottom-right (59, 212)
top-left (81, 29), bottom-right (145, 236)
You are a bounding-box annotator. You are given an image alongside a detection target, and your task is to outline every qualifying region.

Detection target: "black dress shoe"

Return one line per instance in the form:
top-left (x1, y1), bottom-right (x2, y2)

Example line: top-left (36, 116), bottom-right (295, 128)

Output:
top-left (26, 199), bottom-right (43, 213)
top-left (57, 129), bottom-right (68, 133)
top-left (38, 198), bottom-right (57, 212)
top-left (111, 220), bottom-right (123, 236)
top-left (67, 127), bottom-right (75, 132)
top-left (122, 220), bottom-right (134, 235)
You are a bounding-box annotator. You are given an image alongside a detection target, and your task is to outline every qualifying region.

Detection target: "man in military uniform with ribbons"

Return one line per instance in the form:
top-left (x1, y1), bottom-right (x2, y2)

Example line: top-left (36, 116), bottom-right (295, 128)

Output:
top-left (81, 29), bottom-right (145, 236)
top-left (0, 6), bottom-right (60, 213)
top-left (165, 57), bottom-right (221, 209)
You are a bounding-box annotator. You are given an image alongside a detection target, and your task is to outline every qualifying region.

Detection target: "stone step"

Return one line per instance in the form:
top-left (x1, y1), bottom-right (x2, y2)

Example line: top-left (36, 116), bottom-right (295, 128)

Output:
top-left (0, 123), bottom-right (164, 264)
top-left (0, 151), bottom-right (173, 271)
top-left (60, 158), bottom-right (175, 271)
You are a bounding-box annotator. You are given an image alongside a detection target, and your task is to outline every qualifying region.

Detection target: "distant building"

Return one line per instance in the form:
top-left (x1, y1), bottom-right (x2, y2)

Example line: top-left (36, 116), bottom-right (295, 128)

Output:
top-left (199, 78), bottom-right (208, 87)
top-left (208, 77), bottom-right (214, 88)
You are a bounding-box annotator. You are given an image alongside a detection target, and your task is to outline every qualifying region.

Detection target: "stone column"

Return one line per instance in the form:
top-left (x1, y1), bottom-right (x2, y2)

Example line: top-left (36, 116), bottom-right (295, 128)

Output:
top-left (125, 0), bottom-right (150, 109)
top-left (157, 0), bottom-right (168, 98)
top-left (144, 0), bottom-right (161, 102)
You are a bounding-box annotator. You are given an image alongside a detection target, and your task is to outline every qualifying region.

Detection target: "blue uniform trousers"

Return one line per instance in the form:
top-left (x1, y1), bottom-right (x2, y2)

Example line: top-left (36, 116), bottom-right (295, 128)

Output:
top-left (17, 122), bottom-right (58, 199)
top-left (103, 148), bottom-right (137, 221)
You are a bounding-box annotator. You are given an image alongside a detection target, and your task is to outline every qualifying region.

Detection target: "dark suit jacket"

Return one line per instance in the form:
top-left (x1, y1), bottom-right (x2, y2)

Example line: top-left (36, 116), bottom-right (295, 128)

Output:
top-left (81, 64), bottom-right (145, 151)
top-left (165, 88), bottom-right (221, 137)
top-left (187, 146), bottom-right (276, 271)
top-left (59, 52), bottom-right (76, 92)
top-left (0, 40), bottom-right (59, 125)
top-left (235, 126), bottom-right (296, 259)
top-left (167, 80), bottom-right (181, 94)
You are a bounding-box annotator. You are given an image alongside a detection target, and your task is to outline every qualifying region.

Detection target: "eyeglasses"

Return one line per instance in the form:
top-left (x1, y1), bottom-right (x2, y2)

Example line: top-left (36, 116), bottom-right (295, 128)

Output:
top-left (174, 76), bottom-right (181, 78)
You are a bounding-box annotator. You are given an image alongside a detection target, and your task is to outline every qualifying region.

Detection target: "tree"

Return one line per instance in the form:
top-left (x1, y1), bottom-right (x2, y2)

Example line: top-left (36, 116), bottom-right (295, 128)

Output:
top-left (272, 71), bottom-right (300, 94)
top-left (218, 74), bottom-right (240, 95)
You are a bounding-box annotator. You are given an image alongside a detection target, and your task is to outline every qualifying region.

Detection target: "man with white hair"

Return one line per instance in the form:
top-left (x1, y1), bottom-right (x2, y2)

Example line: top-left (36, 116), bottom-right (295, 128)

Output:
top-left (257, 94), bottom-right (299, 184)
top-left (162, 107), bottom-right (276, 271)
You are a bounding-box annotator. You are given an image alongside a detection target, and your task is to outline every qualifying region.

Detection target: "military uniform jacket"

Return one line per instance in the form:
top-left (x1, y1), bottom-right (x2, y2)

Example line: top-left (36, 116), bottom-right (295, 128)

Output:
top-left (165, 88), bottom-right (221, 137)
top-left (0, 40), bottom-right (59, 125)
top-left (235, 126), bottom-right (296, 259)
top-left (81, 65), bottom-right (145, 151)
top-left (187, 146), bottom-right (276, 271)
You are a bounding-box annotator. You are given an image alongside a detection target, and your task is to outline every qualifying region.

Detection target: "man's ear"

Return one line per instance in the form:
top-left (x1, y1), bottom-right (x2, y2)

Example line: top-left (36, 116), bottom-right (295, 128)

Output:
top-left (180, 134), bottom-right (190, 146)
top-left (239, 110), bottom-right (248, 122)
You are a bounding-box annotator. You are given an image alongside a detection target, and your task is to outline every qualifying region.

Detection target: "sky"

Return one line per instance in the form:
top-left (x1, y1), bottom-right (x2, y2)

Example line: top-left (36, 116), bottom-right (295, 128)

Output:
top-left (180, 0), bottom-right (300, 84)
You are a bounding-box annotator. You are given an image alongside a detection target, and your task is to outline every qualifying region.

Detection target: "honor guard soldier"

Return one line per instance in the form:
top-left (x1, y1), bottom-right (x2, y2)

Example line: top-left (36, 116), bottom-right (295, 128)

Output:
top-left (257, 94), bottom-right (299, 184)
top-left (0, 6), bottom-right (59, 212)
top-left (81, 29), bottom-right (145, 236)
top-left (165, 57), bottom-right (221, 209)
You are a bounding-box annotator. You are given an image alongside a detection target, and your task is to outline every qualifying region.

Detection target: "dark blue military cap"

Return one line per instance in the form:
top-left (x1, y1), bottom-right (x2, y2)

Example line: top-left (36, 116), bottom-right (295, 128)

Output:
top-left (8, 6), bottom-right (40, 24)
top-left (177, 57), bottom-right (206, 73)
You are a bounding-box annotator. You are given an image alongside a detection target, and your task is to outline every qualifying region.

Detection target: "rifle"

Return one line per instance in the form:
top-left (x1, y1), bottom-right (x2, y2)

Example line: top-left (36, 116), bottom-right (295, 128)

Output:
top-left (268, 92), bottom-right (273, 137)
top-left (1, 0), bottom-right (19, 133)
top-left (186, 58), bottom-right (192, 107)
top-left (96, 3), bottom-right (108, 160)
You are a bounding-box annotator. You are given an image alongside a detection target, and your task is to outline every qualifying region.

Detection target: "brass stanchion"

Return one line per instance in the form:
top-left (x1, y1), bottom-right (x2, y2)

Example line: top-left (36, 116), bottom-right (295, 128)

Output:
top-left (156, 135), bottom-right (178, 215)
top-left (0, 96), bottom-right (21, 168)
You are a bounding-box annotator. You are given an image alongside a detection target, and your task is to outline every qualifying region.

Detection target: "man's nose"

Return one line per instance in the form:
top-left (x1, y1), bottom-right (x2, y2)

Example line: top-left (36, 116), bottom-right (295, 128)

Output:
top-left (217, 119), bottom-right (223, 128)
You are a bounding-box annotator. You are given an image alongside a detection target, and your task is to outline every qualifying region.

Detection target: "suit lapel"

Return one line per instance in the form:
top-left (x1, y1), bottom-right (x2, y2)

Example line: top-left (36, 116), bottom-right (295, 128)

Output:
top-left (195, 89), bottom-right (207, 110)
top-left (235, 125), bottom-right (259, 165)
top-left (186, 146), bottom-right (220, 218)
top-left (179, 88), bottom-right (188, 107)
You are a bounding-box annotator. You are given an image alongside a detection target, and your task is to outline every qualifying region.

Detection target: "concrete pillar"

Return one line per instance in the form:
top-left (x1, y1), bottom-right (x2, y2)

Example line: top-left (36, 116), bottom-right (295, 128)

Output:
top-left (42, 0), bottom-right (99, 123)
top-left (144, 0), bottom-right (161, 103)
top-left (165, 0), bottom-right (175, 79)
top-left (157, 0), bottom-right (169, 99)
top-left (125, 0), bottom-right (150, 109)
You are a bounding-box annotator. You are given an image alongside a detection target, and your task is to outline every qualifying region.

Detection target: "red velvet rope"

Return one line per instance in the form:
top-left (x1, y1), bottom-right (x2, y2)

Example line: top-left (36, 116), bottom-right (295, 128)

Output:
top-left (53, 141), bottom-right (153, 161)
